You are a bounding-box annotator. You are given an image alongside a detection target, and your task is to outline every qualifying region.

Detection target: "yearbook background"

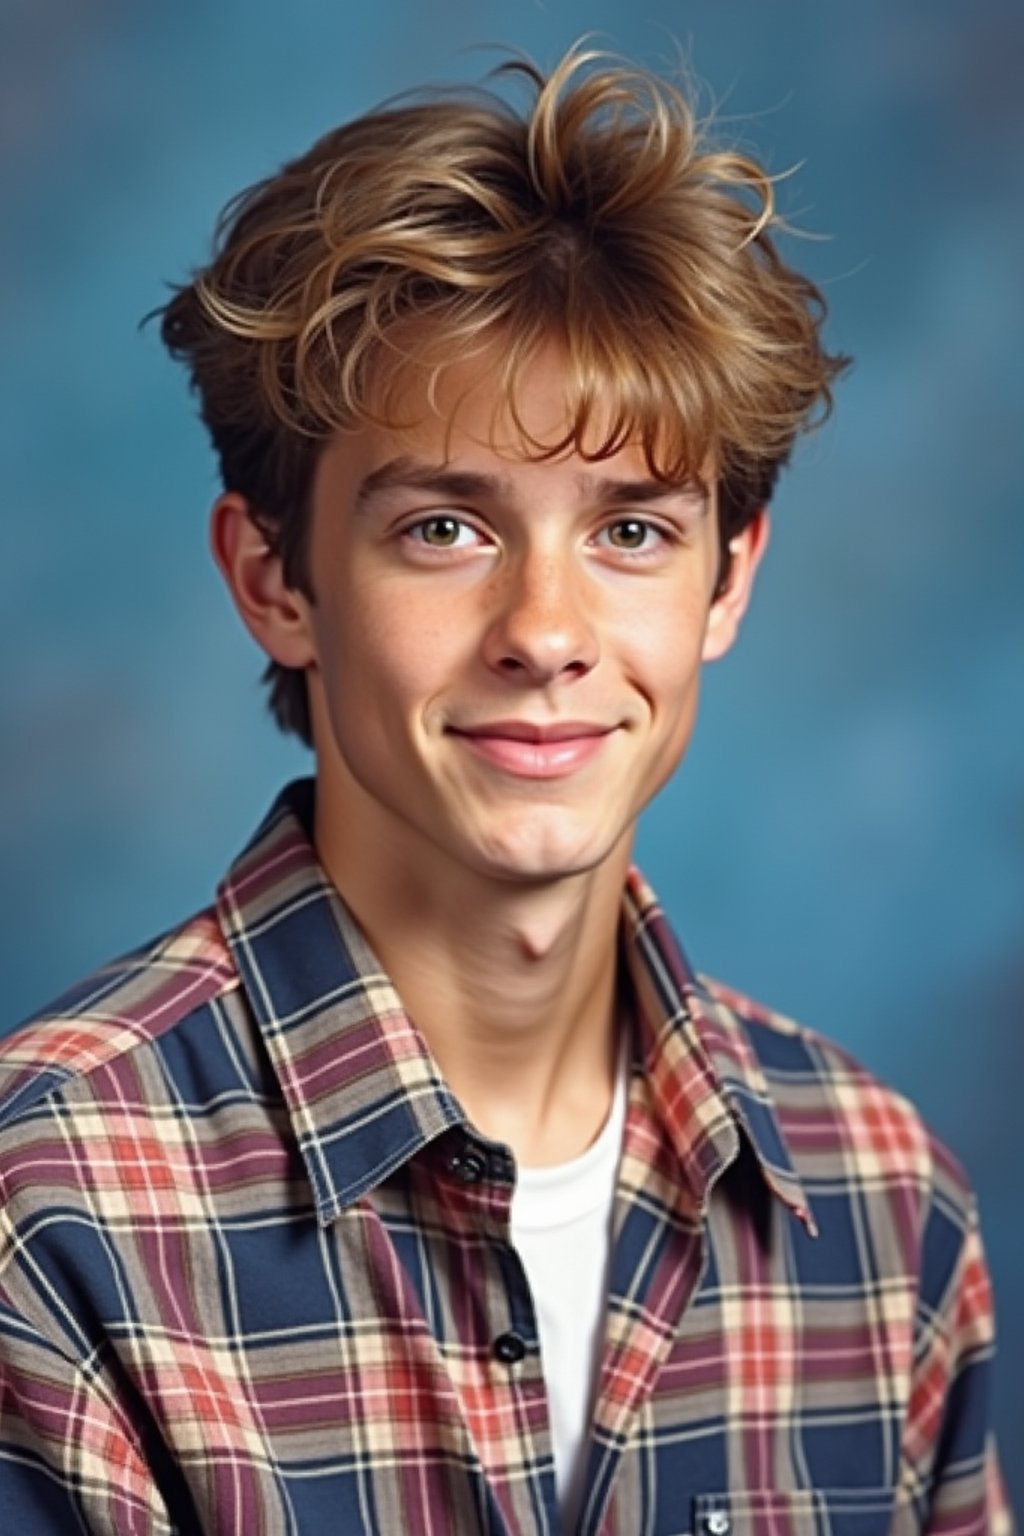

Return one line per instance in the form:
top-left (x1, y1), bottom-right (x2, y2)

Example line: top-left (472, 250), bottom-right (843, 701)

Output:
top-left (2, 0), bottom-right (1021, 1494)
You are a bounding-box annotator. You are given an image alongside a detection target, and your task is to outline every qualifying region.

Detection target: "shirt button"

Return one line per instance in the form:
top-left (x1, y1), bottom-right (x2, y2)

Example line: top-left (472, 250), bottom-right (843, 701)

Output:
top-left (705, 1513), bottom-right (731, 1536)
top-left (447, 1146), bottom-right (487, 1184)
top-left (492, 1331), bottom-right (527, 1365)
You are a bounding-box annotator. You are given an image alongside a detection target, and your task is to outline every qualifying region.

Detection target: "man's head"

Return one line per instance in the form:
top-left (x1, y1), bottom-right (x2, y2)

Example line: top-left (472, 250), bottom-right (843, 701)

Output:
top-left (161, 45), bottom-right (847, 747)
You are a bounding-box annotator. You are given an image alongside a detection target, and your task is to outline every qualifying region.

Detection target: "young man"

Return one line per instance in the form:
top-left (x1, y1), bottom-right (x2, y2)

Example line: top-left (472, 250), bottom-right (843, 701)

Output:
top-left (0, 48), bottom-right (1010, 1536)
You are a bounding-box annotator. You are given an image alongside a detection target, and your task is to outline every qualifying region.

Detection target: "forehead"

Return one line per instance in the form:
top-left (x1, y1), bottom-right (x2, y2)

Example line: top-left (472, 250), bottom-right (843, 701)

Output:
top-left (315, 383), bottom-right (654, 518)
top-left (330, 331), bottom-right (712, 495)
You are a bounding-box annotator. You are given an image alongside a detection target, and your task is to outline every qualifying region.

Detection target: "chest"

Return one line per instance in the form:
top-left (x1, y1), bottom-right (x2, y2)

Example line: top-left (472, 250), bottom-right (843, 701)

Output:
top-left (60, 1133), bottom-right (918, 1535)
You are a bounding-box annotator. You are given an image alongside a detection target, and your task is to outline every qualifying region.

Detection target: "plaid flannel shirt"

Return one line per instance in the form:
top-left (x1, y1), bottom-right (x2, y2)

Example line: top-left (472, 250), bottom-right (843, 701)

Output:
top-left (0, 781), bottom-right (1011, 1535)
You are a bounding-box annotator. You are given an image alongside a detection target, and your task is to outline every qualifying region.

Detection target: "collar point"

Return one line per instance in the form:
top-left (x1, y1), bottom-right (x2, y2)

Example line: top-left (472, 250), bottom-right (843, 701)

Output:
top-left (795, 1204), bottom-right (819, 1239)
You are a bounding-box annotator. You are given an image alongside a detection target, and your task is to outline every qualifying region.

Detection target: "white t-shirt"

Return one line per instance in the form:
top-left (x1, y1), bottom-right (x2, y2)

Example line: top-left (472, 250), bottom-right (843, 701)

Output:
top-left (509, 1057), bottom-right (628, 1530)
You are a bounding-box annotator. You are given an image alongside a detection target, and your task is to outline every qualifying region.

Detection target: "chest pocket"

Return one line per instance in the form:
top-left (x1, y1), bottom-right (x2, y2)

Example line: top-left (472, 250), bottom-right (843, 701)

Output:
top-left (691, 1487), bottom-right (904, 1536)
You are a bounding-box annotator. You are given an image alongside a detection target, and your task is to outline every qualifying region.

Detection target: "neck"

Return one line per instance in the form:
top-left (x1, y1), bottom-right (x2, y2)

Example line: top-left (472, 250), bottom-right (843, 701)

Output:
top-left (314, 793), bottom-right (631, 1167)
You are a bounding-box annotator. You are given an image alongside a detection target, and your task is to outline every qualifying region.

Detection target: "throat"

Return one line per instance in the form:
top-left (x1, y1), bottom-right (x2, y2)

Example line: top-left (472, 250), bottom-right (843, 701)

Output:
top-left (430, 951), bottom-right (628, 1167)
top-left (313, 791), bottom-right (633, 1160)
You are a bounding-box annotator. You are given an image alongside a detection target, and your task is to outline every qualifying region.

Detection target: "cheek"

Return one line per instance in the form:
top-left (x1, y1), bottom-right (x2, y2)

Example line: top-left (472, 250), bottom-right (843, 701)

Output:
top-left (314, 594), bottom-right (464, 722)
top-left (619, 592), bottom-right (711, 702)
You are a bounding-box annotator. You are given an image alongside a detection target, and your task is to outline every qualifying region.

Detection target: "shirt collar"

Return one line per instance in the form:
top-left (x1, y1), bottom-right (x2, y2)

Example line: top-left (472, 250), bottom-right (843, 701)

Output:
top-left (622, 869), bottom-right (816, 1236)
top-left (217, 780), bottom-right (813, 1234)
top-left (216, 781), bottom-right (463, 1224)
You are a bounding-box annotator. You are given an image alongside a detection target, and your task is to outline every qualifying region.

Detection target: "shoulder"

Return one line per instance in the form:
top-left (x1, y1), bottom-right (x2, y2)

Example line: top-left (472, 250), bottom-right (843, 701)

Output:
top-left (700, 974), bottom-right (976, 1225)
top-left (0, 908), bottom-right (240, 1134)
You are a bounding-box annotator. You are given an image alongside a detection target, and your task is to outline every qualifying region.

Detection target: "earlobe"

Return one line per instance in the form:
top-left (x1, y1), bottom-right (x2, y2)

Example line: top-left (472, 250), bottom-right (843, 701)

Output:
top-left (209, 493), bottom-right (317, 670)
top-left (702, 510), bottom-right (770, 662)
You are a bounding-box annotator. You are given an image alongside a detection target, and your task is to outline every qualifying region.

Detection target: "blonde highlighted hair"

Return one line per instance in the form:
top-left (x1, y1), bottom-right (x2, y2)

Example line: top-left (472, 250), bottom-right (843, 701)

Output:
top-left (160, 45), bottom-right (848, 745)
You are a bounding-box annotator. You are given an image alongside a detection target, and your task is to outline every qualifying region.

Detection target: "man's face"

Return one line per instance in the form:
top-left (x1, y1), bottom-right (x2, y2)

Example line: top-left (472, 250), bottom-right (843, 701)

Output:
top-left (295, 343), bottom-right (763, 892)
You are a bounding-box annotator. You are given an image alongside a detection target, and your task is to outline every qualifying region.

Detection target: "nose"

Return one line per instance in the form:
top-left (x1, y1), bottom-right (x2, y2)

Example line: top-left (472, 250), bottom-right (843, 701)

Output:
top-left (482, 547), bottom-right (599, 684)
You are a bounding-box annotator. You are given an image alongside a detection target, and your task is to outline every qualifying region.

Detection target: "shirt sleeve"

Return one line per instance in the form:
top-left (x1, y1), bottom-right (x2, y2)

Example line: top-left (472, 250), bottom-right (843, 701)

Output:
top-left (0, 1291), bottom-right (172, 1534)
top-left (903, 1192), bottom-right (1014, 1536)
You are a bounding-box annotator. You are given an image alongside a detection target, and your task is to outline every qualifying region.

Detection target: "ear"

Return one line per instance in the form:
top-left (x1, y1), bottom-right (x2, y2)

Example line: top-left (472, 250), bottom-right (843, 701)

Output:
top-left (702, 509), bottom-right (770, 662)
top-left (209, 493), bottom-right (317, 669)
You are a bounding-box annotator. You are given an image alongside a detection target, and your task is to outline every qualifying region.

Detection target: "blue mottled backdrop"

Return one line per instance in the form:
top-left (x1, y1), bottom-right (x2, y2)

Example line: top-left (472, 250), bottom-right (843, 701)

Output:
top-left (2, 0), bottom-right (1021, 1498)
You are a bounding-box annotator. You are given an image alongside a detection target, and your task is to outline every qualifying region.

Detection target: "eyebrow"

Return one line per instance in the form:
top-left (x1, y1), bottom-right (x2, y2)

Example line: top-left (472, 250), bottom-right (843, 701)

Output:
top-left (586, 475), bottom-right (710, 511)
top-left (354, 455), bottom-right (709, 513)
top-left (354, 457), bottom-right (513, 511)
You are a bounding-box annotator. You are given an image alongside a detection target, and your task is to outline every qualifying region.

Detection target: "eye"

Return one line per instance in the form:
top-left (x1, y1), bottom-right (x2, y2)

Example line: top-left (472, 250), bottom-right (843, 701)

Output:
top-left (597, 518), bottom-right (667, 554)
top-left (405, 515), bottom-right (483, 549)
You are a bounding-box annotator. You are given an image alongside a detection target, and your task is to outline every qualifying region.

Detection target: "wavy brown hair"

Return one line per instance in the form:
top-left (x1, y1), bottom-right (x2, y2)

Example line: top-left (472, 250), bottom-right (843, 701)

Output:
top-left (160, 46), bottom-right (849, 746)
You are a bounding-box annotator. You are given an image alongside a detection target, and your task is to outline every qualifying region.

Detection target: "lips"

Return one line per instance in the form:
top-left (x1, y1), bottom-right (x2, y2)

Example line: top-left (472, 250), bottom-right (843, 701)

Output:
top-left (448, 720), bottom-right (616, 779)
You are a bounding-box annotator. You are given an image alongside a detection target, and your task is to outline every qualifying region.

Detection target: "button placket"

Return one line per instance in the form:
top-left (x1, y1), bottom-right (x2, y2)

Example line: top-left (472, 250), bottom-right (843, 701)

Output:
top-left (441, 1135), bottom-right (531, 1375)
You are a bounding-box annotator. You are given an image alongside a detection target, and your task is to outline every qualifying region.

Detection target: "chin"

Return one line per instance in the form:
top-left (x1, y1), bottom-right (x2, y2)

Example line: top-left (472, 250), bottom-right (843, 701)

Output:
top-left (469, 822), bottom-right (629, 885)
